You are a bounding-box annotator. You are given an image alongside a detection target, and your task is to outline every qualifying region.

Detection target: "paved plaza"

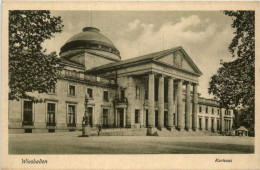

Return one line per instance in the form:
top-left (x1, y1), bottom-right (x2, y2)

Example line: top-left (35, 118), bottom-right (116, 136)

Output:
top-left (9, 131), bottom-right (254, 154)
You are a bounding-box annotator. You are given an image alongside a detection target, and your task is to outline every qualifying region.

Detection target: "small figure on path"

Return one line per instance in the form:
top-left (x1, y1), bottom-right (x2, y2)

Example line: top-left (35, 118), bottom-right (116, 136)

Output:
top-left (98, 125), bottom-right (102, 136)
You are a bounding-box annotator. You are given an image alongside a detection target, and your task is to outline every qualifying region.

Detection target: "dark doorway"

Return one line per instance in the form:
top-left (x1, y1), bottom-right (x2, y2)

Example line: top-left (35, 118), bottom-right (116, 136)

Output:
top-left (117, 108), bottom-right (124, 127)
top-left (217, 119), bottom-right (220, 131)
top-left (155, 110), bottom-right (158, 127)
top-left (146, 109), bottom-right (148, 127)
top-left (205, 118), bottom-right (208, 130)
top-left (164, 111), bottom-right (168, 127)
top-left (103, 109), bottom-right (109, 128)
top-left (88, 107), bottom-right (93, 127)
top-left (199, 117), bottom-right (202, 130)
top-left (211, 118), bottom-right (214, 132)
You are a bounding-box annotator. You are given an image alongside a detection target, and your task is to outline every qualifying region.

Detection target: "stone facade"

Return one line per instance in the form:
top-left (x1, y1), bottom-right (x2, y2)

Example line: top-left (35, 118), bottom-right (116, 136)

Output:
top-left (8, 27), bottom-right (234, 134)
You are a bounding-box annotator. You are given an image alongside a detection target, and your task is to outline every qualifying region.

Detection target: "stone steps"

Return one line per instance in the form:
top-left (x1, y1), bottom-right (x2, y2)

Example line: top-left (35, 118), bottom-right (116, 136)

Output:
top-left (158, 130), bottom-right (221, 137)
top-left (95, 128), bottom-right (221, 137)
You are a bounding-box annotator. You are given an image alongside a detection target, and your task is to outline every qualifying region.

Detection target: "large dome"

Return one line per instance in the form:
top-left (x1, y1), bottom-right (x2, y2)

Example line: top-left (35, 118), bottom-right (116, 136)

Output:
top-left (60, 27), bottom-right (120, 59)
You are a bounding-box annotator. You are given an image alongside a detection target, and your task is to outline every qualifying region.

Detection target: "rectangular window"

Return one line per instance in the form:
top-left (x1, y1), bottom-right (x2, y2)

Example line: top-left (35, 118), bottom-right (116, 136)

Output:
top-left (217, 109), bottom-right (220, 115)
top-left (225, 110), bottom-right (227, 115)
top-left (102, 109), bottom-right (108, 127)
top-left (47, 103), bottom-right (56, 126)
top-left (199, 106), bottom-right (202, 113)
top-left (145, 84), bottom-right (148, 100)
top-left (228, 110), bottom-right (231, 115)
top-left (136, 86), bottom-right (140, 100)
top-left (135, 109), bottom-right (140, 123)
top-left (23, 101), bottom-right (33, 125)
top-left (121, 90), bottom-right (125, 100)
top-left (212, 108), bottom-right (214, 114)
top-left (103, 91), bottom-right (108, 102)
top-left (206, 107), bottom-right (208, 113)
top-left (68, 85), bottom-right (76, 96)
top-left (87, 88), bottom-right (93, 98)
top-left (48, 84), bottom-right (56, 94)
top-left (68, 105), bottom-right (76, 126)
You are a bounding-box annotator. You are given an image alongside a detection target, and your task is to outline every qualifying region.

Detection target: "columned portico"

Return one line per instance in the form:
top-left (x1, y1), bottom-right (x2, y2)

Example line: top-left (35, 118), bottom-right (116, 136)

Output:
top-left (177, 79), bottom-right (184, 130)
top-left (158, 75), bottom-right (164, 130)
top-left (167, 77), bottom-right (174, 130)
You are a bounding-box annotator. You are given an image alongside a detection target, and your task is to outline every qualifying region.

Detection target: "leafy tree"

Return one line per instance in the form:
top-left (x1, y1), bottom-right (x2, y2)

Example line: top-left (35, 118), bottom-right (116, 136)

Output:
top-left (209, 11), bottom-right (255, 130)
top-left (9, 10), bottom-right (63, 102)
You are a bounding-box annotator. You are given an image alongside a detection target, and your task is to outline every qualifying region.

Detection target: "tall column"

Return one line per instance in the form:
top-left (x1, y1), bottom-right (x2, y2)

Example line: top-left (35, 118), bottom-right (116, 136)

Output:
top-left (116, 109), bottom-right (118, 127)
top-left (123, 108), bottom-right (126, 127)
top-left (140, 108), bottom-right (144, 128)
top-left (185, 82), bottom-right (191, 131)
top-left (143, 108), bottom-right (146, 127)
top-left (126, 76), bottom-right (134, 128)
top-left (167, 77), bottom-right (174, 130)
top-left (214, 117), bottom-right (217, 133)
top-left (148, 73), bottom-right (155, 127)
top-left (158, 75), bottom-right (164, 130)
top-left (192, 83), bottom-right (198, 131)
top-left (147, 73), bottom-right (157, 135)
top-left (177, 79), bottom-right (184, 130)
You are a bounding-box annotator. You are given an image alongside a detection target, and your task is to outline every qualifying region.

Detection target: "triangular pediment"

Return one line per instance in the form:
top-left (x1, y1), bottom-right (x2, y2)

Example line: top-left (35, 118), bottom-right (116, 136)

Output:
top-left (155, 47), bottom-right (202, 75)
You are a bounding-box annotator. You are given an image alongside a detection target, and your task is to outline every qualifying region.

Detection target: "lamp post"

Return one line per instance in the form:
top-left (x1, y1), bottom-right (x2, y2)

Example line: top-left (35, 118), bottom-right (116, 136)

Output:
top-left (82, 94), bottom-right (90, 137)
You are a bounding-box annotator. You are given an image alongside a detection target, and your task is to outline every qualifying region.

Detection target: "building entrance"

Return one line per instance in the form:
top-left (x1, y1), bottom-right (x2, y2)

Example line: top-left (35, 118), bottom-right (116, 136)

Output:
top-left (145, 109), bottom-right (148, 127)
top-left (211, 118), bottom-right (214, 132)
top-left (117, 108), bottom-right (124, 127)
top-left (155, 110), bottom-right (158, 127)
top-left (164, 111), bottom-right (168, 127)
top-left (88, 107), bottom-right (93, 127)
top-left (199, 117), bottom-right (202, 130)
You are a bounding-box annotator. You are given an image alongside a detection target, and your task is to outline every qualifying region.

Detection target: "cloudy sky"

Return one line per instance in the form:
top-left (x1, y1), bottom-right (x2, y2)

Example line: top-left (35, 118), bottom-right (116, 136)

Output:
top-left (42, 11), bottom-right (236, 99)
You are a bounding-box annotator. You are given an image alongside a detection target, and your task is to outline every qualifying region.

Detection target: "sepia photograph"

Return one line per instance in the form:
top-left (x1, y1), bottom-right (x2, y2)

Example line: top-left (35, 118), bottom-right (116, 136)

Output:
top-left (1, 1), bottom-right (259, 169)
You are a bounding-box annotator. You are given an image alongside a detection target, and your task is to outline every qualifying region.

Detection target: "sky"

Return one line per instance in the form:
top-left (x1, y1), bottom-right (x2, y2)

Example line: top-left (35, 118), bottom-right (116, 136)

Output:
top-left (42, 11), bottom-right (236, 99)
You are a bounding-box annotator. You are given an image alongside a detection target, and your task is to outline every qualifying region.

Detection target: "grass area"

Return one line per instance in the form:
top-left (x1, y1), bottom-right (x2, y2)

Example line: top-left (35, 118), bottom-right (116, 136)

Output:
top-left (9, 131), bottom-right (254, 154)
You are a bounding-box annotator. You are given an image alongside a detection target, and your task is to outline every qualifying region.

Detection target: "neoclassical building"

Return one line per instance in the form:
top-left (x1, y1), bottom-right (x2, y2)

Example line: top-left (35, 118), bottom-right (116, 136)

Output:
top-left (8, 27), bottom-right (234, 134)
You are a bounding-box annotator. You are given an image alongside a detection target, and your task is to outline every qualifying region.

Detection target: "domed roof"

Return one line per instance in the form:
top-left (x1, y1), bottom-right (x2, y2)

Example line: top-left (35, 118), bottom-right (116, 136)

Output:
top-left (60, 27), bottom-right (120, 58)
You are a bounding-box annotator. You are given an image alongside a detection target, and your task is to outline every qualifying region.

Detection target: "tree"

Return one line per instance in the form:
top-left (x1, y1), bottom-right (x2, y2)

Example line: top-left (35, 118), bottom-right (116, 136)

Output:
top-left (9, 10), bottom-right (64, 102)
top-left (208, 11), bottom-right (255, 130)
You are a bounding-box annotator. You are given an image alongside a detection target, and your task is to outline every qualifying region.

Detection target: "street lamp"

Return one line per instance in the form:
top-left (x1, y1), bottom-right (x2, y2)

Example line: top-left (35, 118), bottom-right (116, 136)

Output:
top-left (82, 94), bottom-right (90, 137)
